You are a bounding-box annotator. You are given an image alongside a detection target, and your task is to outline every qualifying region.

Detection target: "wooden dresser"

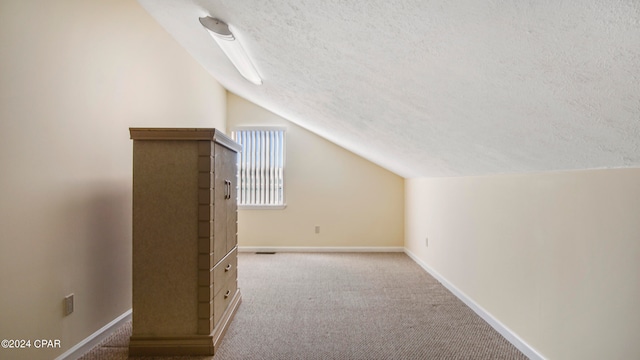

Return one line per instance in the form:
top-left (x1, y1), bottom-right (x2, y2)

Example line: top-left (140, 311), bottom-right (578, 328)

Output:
top-left (128, 128), bottom-right (241, 356)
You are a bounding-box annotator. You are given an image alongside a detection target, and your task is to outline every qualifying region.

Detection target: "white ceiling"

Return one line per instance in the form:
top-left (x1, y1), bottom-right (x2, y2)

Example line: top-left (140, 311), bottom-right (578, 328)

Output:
top-left (137, 0), bottom-right (640, 178)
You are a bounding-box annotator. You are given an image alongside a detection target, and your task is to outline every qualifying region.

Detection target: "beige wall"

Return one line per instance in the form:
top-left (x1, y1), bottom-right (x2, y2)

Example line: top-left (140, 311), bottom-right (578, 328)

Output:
top-left (0, 0), bottom-right (226, 359)
top-left (405, 169), bottom-right (640, 359)
top-left (227, 93), bottom-right (404, 249)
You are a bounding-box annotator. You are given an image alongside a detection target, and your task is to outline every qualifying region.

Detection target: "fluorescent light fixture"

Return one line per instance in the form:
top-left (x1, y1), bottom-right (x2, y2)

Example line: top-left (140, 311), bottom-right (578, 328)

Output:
top-left (199, 16), bottom-right (262, 85)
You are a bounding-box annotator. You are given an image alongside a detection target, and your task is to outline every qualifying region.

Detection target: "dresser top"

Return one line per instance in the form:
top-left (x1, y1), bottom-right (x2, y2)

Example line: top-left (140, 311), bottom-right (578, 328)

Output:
top-left (129, 128), bottom-right (241, 152)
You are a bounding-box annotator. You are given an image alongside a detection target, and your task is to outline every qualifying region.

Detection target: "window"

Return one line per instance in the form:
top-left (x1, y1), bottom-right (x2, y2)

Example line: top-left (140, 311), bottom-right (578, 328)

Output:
top-left (231, 128), bottom-right (285, 208)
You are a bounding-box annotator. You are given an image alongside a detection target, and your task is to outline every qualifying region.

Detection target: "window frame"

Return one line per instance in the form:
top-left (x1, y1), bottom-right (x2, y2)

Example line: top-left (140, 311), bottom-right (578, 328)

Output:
top-left (231, 126), bottom-right (287, 210)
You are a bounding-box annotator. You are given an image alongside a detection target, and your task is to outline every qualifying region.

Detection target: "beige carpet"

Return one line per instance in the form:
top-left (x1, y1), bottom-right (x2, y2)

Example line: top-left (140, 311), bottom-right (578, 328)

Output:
top-left (79, 252), bottom-right (527, 359)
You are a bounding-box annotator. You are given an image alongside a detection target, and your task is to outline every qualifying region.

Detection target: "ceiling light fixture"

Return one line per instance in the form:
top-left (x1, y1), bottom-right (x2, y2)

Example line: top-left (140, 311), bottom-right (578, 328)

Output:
top-left (199, 16), bottom-right (262, 85)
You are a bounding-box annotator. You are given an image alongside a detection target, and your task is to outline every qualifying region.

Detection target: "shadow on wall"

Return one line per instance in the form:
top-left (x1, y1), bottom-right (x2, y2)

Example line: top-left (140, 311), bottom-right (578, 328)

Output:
top-left (61, 180), bottom-right (133, 325)
top-left (89, 181), bottom-right (131, 312)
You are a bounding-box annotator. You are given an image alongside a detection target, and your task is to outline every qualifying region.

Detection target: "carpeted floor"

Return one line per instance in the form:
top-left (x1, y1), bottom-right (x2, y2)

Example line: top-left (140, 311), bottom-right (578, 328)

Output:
top-left (79, 252), bottom-right (527, 359)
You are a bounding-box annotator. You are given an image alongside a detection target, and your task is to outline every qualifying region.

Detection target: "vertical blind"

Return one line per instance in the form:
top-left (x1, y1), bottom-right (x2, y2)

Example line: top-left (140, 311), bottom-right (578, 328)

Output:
top-left (231, 129), bottom-right (285, 206)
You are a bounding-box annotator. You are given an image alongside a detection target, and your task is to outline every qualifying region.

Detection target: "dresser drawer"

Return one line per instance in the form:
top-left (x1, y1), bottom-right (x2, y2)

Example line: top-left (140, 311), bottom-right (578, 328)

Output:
top-left (213, 247), bottom-right (237, 296)
top-left (214, 278), bottom-right (237, 326)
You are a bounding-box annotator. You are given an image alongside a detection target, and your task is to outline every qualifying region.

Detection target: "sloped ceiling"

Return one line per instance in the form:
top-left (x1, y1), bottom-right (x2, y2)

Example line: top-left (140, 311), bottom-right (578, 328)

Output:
top-left (137, 0), bottom-right (640, 178)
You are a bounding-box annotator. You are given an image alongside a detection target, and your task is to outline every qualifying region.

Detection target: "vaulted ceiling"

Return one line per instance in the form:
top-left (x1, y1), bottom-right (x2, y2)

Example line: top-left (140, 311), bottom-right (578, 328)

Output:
top-left (137, 0), bottom-right (640, 178)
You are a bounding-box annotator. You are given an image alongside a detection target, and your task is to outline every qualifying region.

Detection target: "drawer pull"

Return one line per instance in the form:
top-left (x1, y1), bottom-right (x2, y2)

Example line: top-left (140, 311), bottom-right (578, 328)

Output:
top-left (225, 264), bottom-right (232, 271)
top-left (224, 290), bottom-right (231, 298)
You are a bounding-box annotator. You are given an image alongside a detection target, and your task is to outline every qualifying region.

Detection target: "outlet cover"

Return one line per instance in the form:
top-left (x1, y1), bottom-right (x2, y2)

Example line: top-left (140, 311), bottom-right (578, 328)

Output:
top-left (64, 294), bottom-right (74, 316)
top-left (315, 226), bottom-right (320, 234)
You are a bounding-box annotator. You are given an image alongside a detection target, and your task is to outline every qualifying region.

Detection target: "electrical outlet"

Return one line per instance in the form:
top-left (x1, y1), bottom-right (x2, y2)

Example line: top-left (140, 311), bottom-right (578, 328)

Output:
top-left (315, 226), bottom-right (320, 234)
top-left (425, 237), bottom-right (429, 247)
top-left (64, 294), bottom-right (74, 316)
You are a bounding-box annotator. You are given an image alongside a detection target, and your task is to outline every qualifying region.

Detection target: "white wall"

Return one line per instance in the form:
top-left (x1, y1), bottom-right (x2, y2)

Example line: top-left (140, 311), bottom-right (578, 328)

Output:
top-left (227, 93), bottom-right (404, 249)
top-left (0, 0), bottom-right (226, 359)
top-left (405, 169), bottom-right (640, 359)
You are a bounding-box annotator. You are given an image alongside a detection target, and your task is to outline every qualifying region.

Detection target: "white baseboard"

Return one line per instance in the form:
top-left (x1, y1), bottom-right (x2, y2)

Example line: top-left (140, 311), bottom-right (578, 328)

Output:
top-left (404, 249), bottom-right (545, 360)
top-left (239, 246), bottom-right (405, 253)
top-left (55, 309), bottom-right (132, 360)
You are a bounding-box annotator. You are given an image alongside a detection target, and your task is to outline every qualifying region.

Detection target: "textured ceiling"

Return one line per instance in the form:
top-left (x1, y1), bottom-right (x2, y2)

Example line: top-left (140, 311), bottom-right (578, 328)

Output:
top-left (137, 0), bottom-right (640, 178)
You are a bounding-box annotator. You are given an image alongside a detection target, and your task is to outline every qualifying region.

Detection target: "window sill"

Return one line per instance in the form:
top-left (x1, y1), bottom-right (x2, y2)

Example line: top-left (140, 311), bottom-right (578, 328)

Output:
top-left (238, 204), bottom-right (287, 210)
